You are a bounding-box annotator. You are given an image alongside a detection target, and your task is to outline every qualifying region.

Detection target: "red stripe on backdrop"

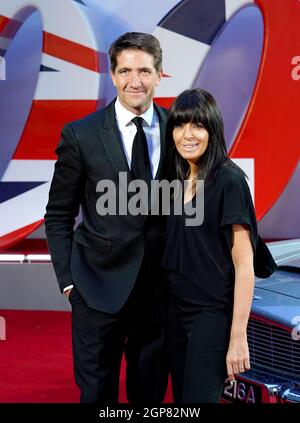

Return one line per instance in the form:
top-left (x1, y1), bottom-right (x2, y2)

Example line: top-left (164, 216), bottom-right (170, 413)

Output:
top-left (13, 100), bottom-right (97, 160)
top-left (43, 32), bottom-right (106, 73)
top-left (0, 15), bottom-right (22, 37)
top-left (2, 238), bottom-right (49, 255)
top-left (0, 16), bottom-right (107, 73)
top-left (0, 15), bottom-right (10, 32)
top-left (154, 97), bottom-right (175, 109)
top-left (0, 220), bottom-right (43, 251)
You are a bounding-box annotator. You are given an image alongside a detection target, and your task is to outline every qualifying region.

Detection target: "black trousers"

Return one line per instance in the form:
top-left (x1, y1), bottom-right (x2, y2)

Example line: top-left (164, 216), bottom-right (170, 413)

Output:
top-left (167, 274), bottom-right (232, 403)
top-left (69, 268), bottom-right (168, 404)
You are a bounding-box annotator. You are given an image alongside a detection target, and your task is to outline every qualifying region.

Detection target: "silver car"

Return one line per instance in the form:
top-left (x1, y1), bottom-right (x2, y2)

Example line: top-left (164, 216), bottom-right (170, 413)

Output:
top-left (222, 239), bottom-right (300, 403)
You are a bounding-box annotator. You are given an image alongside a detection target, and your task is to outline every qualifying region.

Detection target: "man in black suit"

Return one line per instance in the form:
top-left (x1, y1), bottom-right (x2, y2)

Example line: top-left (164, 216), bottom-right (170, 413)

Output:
top-left (44, 32), bottom-right (168, 404)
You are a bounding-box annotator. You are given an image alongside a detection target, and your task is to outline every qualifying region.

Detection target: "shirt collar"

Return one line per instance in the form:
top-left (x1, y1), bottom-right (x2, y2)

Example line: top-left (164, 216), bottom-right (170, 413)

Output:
top-left (115, 97), bottom-right (154, 127)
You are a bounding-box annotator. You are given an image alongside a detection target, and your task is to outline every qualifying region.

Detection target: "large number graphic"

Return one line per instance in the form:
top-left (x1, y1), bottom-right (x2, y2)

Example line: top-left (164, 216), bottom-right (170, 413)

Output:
top-left (230, 0), bottom-right (300, 219)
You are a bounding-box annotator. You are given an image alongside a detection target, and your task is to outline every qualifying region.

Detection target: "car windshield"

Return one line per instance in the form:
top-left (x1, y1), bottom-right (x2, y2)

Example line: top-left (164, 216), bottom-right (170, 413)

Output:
top-left (267, 239), bottom-right (300, 267)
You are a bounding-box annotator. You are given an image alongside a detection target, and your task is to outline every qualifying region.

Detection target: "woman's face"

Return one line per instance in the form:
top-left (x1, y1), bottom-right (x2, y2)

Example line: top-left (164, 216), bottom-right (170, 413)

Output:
top-left (173, 122), bottom-right (209, 164)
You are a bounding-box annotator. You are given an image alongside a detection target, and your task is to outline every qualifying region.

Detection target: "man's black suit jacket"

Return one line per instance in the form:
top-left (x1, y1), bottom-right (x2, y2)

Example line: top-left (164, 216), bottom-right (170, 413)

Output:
top-left (44, 99), bottom-right (168, 313)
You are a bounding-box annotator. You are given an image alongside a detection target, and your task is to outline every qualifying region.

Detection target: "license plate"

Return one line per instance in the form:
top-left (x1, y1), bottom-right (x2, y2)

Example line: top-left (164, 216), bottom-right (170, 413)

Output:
top-left (222, 378), bottom-right (262, 403)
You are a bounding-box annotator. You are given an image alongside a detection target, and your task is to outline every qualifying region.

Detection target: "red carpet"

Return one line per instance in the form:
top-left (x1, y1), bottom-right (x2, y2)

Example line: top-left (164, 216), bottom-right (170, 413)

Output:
top-left (0, 310), bottom-right (172, 403)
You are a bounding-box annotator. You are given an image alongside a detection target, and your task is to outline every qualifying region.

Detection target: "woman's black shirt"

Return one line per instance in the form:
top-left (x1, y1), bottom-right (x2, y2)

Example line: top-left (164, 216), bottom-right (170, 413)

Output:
top-left (162, 164), bottom-right (258, 308)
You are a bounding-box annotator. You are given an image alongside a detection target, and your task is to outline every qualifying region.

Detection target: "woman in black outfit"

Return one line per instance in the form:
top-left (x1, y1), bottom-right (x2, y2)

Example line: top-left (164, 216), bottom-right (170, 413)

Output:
top-left (162, 88), bottom-right (258, 403)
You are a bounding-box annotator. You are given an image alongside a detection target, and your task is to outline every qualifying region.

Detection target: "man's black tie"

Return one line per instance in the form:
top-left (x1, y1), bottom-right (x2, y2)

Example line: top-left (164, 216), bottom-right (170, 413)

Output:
top-left (131, 117), bottom-right (152, 187)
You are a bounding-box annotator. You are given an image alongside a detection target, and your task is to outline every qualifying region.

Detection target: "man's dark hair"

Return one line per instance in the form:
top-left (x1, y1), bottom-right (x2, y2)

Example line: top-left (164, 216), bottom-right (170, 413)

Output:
top-left (109, 32), bottom-right (162, 73)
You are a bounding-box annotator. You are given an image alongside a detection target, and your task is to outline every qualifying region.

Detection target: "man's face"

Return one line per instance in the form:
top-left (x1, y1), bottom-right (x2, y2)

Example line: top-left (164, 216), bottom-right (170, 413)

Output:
top-left (110, 49), bottom-right (163, 115)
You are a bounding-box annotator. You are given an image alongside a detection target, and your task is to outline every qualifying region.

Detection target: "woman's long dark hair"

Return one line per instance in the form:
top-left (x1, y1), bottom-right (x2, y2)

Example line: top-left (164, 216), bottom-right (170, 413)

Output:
top-left (166, 88), bottom-right (243, 184)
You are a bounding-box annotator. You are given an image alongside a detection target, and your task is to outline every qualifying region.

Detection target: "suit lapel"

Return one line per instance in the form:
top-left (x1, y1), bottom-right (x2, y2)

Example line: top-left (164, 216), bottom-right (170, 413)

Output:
top-left (93, 99), bottom-right (133, 181)
top-left (154, 103), bottom-right (167, 180)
